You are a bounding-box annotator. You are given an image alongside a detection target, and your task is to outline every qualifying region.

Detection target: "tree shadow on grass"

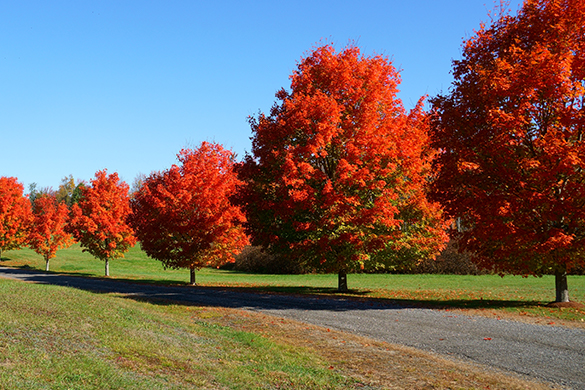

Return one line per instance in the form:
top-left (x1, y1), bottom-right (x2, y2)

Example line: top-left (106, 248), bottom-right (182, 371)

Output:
top-left (210, 285), bottom-right (372, 296)
top-left (190, 284), bottom-right (548, 311)
top-left (105, 282), bottom-right (551, 313)
top-left (0, 265), bottom-right (554, 313)
top-left (106, 288), bottom-right (549, 317)
top-left (0, 263), bottom-right (186, 287)
top-left (8, 264), bottom-right (97, 279)
top-left (50, 272), bottom-right (184, 287)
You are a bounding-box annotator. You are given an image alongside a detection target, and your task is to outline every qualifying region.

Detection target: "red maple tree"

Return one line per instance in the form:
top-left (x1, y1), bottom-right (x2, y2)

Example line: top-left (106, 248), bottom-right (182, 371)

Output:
top-left (28, 194), bottom-right (74, 271)
top-left (430, 0), bottom-right (585, 302)
top-left (70, 170), bottom-right (136, 276)
top-left (130, 142), bottom-right (249, 285)
top-left (0, 177), bottom-right (32, 258)
top-left (237, 44), bottom-right (448, 291)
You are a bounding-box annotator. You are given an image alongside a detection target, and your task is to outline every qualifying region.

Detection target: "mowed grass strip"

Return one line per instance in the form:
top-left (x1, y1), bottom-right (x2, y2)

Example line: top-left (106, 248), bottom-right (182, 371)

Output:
top-left (2, 245), bottom-right (585, 324)
top-left (0, 279), bottom-right (560, 390)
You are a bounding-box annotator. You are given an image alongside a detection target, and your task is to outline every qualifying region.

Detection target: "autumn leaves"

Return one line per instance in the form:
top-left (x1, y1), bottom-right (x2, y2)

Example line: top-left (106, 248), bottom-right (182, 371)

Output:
top-left (130, 143), bottom-right (249, 285)
top-left (429, 0), bottom-right (585, 302)
top-left (237, 45), bottom-right (448, 291)
top-left (69, 170), bottom-right (136, 277)
top-left (0, 177), bottom-right (34, 260)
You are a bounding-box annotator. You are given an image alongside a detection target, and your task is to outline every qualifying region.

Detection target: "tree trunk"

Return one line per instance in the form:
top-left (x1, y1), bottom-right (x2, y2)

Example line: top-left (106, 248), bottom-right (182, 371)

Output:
top-left (105, 258), bottom-right (110, 277)
top-left (555, 267), bottom-right (569, 303)
top-left (45, 257), bottom-right (50, 272)
top-left (338, 271), bottom-right (348, 292)
top-left (190, 266), bottom-right (196, 286)
top-left (0, 248), bottom-right (3, 260)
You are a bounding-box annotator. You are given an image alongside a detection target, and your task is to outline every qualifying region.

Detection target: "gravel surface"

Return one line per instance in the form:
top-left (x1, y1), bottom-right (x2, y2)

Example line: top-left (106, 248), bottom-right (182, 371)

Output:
top-left (1, 266), bottom-right (584, 389)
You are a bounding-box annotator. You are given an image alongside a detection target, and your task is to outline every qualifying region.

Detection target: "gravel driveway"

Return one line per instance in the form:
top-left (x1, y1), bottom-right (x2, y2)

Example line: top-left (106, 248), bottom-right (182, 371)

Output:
top-left (1, 266), bottom-right (583, 389)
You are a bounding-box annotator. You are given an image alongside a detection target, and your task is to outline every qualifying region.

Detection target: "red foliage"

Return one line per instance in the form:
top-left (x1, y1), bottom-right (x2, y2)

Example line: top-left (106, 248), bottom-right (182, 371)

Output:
top-left (28, 194), bottom-right (74, 270)
top-left (0, 177), bottom-right (32, 256)
top-left (430, 0), bottom-right (585, 299)
top-left (237, 44), bottom-right (448, 288)
top-left (130, 142), bottom-right (248, 283)
top-left (69, 170), bottom-right (136, 274)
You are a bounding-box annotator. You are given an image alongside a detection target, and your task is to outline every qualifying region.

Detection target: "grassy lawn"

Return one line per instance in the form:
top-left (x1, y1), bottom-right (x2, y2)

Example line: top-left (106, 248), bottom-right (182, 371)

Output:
top-left (0, 278), bottom-right (352, 389)
top-left (0, 278), bottom-right (559, 390)
top-left (2, 244), bottom-right (584, 324)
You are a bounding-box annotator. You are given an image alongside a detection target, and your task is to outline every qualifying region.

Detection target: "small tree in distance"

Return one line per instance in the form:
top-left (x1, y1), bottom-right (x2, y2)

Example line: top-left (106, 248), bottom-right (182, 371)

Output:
top-left (0, 177), bottom-right (32, 259)
top-left (70, 170), bottom-right (136, 276)
top-left (56, 175), bottom-right (76, 207)
top-left (28, 183), bottom-right (55, 206)
top-left (28, 194), bottom-right (74, 271)
top-left (130, 142), bottom-right (249, 285)
top-left (430, 0), bottom-right (585, 303)
top-left (70, 182), bottom-right (86, 206)
top-left (237, 43), bottom-right (448, 291)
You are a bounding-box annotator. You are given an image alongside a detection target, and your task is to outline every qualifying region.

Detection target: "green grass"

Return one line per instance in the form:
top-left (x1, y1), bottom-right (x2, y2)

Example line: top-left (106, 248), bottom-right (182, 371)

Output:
top-left (2, 245), bottom-right (585, 323)
top-left (0, 278), bottom-right (354, 389)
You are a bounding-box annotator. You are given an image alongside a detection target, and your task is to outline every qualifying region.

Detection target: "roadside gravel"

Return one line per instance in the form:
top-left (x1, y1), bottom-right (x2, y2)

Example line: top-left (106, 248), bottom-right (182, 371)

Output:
top-left (1, 266), bottom-right (583, 389)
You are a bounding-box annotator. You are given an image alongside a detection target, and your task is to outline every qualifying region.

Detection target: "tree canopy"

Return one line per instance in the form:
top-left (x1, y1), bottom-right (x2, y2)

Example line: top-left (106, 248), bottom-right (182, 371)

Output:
top-left (69, 170), bottom-right (136, 276)
top-left (28, 194), bottom-right (74, 271)
top-left (430, 0), bottom-right (585, 302)
top-left (238, 44), bottom-right (448, 291)
top-left (130, 142), bottom-right (249, 285)
top-left (56, 175), bottom-right (76, 207)
top-left (0, 177), bottom-right (32, 258)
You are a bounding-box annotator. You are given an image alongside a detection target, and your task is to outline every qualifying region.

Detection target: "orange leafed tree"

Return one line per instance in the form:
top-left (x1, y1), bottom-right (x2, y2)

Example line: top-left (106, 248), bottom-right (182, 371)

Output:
top-left (70, 170), bottom-right (136, 276)
top-left (0, 177), bottom-right (32, 258)
top-left (430, 0), bottom-right (585, 302)
top-left (28, 194), bottom-right (74, 271)
top-left (237, 44), bottom-right (448, 291)
top-left (130, 142), bottom-right (249, 285)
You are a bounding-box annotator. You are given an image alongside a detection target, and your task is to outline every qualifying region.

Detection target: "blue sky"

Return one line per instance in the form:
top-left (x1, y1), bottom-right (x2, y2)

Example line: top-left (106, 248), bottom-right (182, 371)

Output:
top-left (1, 0), bottom-right (523, 191)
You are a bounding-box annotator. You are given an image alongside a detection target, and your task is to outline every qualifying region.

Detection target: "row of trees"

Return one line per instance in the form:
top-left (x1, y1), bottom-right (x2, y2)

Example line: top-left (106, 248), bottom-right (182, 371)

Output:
top-left (0, 173), bottom-right (135, 274)
top-left (1, 0), bottom-right (583, 302)
top-left (0, 144), bottom-right (246, 282)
